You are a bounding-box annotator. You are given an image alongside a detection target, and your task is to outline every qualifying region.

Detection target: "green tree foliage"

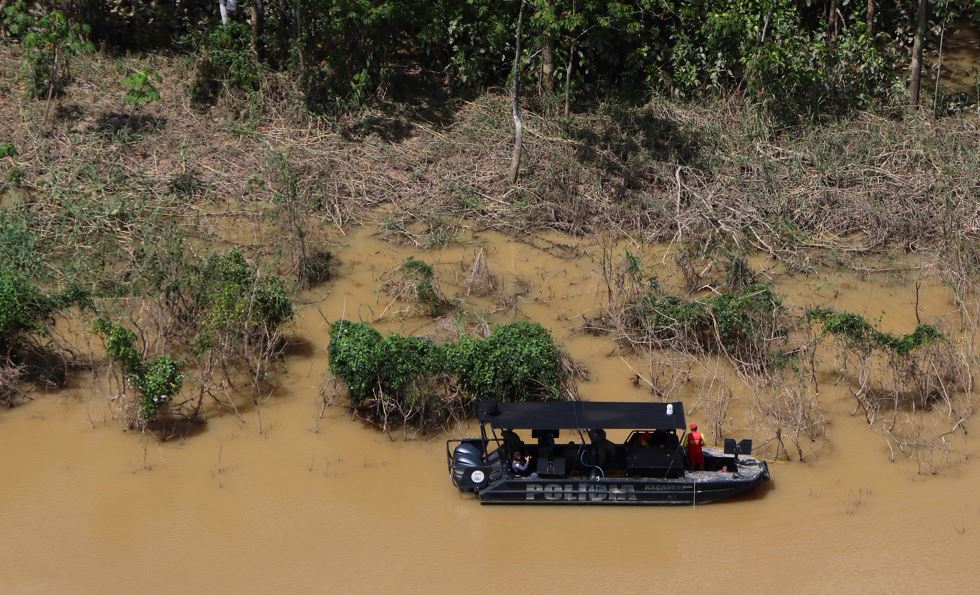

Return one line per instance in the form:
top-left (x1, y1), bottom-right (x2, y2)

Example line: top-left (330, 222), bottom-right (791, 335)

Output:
top-left (44, 0), bottom-right (978, 116)
top-left (328, 319), bottom-right (570, 426)
top-left (93, 318), bottom-right (184, 423)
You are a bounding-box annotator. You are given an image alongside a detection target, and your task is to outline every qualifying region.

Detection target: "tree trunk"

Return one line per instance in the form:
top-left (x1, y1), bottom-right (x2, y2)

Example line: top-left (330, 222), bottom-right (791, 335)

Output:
top-left (251, 0), bottom-right (264, 59)
top-left (866, 0), bottom-right (875, 35)
top-left (541, 34), bottom-right (555, 94)
top-left (218, 0), bottom-right (229, 25)
top-left (909, 0), bottom-right (928, 107)
top-left (508, 0), bottom-right (526, 185)
top-left (827, 0), bottom-right (840, 38)
top-left (563, 40), bottom-right (575, 116)
top-left (563, 0), bottom-right (576, 117)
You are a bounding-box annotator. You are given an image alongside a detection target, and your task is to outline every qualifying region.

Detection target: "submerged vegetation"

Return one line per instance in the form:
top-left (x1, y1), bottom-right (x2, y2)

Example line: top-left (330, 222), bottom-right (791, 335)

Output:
top-left (329, 320), bottom-right (578, 431)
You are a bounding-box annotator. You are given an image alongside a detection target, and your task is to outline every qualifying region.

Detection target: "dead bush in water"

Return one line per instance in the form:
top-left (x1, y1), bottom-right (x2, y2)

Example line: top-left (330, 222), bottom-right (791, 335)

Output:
top-left (464, 248), bottom-right (497, 297)
top-left (752, 375), bottom-right (828, 463)
top-left (327, 319), bottom-right (582, 433)
top-left (808, 307), bottom-right (974, 468)
top-left (380, 257), bottom-right (449, 317)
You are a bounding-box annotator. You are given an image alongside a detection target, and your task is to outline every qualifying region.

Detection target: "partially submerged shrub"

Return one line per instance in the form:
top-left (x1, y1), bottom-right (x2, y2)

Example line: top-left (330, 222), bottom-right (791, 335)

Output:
top-left (131, 246), bottom-right (294, 403)
top-left (380, 257), bottom-right (448, 316)
top-left (621, 283), bottom-right (788, 369)
top-left (1, 272), bottom-right (88, 403)
top-left (94, 318), bottom-right (183, 425)
top-left (328, 319), bottom-right (577, 431)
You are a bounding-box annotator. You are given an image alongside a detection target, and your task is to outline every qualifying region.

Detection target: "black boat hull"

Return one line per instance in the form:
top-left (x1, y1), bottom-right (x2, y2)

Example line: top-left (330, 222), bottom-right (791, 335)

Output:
top-left (476, 467), bottom-right (768, 505)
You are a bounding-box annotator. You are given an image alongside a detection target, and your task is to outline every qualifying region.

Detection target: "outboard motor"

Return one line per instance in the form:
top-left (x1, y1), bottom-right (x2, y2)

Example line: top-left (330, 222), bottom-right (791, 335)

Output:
top-left (451, 441), bottom-right (491, 492)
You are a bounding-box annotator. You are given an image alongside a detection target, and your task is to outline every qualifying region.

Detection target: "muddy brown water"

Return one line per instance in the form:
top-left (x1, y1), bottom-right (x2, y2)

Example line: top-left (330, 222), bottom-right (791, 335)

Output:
top-left (1, 225), bottom-right (977, 593)
top-left (936, 21), bottom-right (980, 94)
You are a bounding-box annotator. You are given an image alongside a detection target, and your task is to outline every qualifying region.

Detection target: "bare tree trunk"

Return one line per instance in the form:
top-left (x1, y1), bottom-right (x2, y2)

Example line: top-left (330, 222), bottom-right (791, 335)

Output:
top-left (909, 0), bottom-right (928, 107)
top-left (219, 0), bottom-right (237, 25)
top-left (508, 0), bottom-right (526, 185)
top-left (251, 0), bottom-right (264, 59)
top-left (866, 0), bottom-right (875, 35)
top-left (563, 0), bottom-right (576, 117)
top-left (541, 34), bottom-right (555, 94)
top-left (563, 41), bottom-right (575, 116)
top-left (827, 0), bottom-right (840, 38)
top-left (933, 16), bottom-right (947, 116)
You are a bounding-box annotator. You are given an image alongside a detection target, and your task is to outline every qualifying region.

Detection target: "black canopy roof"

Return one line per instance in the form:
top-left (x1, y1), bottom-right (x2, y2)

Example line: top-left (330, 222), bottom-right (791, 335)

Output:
top-left (477, 400), bottom-right (686, 431)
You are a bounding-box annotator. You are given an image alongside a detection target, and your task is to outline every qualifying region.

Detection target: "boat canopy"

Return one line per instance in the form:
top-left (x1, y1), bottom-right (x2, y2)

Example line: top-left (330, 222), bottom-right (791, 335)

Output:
top-left (477, 400), bottom-right (686, 431)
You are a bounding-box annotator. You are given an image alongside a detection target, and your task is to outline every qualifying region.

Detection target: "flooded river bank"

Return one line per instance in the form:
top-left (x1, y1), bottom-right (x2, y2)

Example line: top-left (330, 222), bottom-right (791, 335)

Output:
top-left (1, 225), bottom-right (977, 593)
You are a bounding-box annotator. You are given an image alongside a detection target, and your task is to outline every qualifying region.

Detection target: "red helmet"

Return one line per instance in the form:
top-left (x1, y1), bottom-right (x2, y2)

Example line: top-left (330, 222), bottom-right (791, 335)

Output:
top-left (690, 423), bottom-right (698, 431)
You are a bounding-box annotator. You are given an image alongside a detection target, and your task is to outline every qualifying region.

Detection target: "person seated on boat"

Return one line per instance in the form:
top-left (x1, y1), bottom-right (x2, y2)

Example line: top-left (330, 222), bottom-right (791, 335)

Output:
top-left (684, 423), bottom-right (705, 470)
top-left (589, 429), bottom-right (616, 470)
top-left (501, 429), bottom-right (524, 459)
top-left (511, 449), bottom-right (532, 475)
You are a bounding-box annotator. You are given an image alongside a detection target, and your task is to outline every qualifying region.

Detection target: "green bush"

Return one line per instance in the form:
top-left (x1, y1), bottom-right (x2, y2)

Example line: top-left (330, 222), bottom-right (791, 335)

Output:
top-left (328, 319), bottom-right (570, 427)
top-left (1, 272), bottom-right (88, 347)
top-left (122, 66), bottom-right (162, 108)
top-left (0, 142), bottom-right (16, 159)
top-left (446, 321), bottom-right (566, 402)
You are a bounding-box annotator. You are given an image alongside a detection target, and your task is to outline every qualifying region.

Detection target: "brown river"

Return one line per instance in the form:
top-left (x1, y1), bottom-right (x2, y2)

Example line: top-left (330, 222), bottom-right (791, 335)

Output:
top-left (1, 224), bottom-right (977, 593)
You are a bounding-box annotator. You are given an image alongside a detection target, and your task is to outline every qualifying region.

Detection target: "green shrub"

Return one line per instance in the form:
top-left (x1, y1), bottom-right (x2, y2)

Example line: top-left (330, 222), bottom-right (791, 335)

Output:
top-left (184, 249), bottom-right (293, 354)
top-left (189, 22), bottom-right (260, 105)
top-left (446, 321), bottom-right (566, 402)
top-left (328, 319), bottom-right (571, 428)
top-left (122, 66), bottom-right (162, 108)
top-left (0, 142), bottom-right (16, 159)
top-left (0, 273), bottom-right (54, 342)
top-left (0, 273), bottom-right (88, 347)
top-left (20, 10), bottom-right (92, 98)
top-left (94, 317), bottom-right (183, 423)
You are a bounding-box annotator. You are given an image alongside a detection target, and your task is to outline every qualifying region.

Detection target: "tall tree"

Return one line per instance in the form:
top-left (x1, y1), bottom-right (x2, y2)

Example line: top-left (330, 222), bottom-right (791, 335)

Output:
top-left (909, 0), bottom-right (928, 106)
top-left (866, 0), bottom-right (875, 35)
top-left (509, 0), bottom-right (527, 185)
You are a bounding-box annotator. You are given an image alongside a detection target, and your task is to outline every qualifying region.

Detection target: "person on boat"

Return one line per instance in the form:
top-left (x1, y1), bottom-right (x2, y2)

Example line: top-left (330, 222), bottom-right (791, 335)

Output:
top-left (511, 450), bottom-right (532, 475)
top-left (685, 423), bottom-right (705, 470)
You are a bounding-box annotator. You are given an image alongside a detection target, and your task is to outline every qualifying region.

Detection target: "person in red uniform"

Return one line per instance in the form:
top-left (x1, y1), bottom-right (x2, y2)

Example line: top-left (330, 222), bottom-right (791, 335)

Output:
top-left (685, 423), bottom-right (705, 470)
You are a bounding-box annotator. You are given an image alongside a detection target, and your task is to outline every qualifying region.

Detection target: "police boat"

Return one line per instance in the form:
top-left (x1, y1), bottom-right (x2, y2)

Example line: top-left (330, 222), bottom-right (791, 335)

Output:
top-left (447, 400), bottom-right (770, 505)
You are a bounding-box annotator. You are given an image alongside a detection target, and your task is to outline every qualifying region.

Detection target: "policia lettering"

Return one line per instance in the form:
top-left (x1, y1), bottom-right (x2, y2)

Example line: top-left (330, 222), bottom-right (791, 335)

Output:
top-left (525, 483), bottom-right (639, 502)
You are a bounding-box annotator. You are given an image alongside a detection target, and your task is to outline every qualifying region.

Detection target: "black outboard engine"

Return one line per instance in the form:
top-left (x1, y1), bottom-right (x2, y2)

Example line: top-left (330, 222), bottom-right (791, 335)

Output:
top-left (451, 441), bottom-right (491, 492)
